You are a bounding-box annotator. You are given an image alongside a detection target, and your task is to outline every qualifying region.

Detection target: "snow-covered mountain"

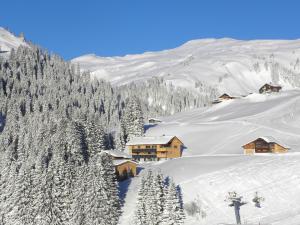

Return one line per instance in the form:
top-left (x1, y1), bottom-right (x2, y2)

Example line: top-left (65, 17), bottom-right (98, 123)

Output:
top-left (120, 90), bottom-right (300, 225)
top-left (73, 38), bottom-right (300, 95)
top-left (0, 27), bottom-right (27, 54)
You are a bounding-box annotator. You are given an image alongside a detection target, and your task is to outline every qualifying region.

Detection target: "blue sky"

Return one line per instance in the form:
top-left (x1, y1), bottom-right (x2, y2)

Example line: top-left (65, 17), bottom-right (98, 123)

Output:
top-left (1, 0), bottom-right (300, 59)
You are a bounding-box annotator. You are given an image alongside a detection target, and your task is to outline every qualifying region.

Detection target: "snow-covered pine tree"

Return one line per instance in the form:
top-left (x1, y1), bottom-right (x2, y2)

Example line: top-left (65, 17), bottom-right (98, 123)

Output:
top-left (13, 163), bottom-right (36, 225)
top-left (65, 119), bottom-right (88, 165)
top-left (85, 117), bottom-right (106, 157)
top-left (134, 171), bottom-right (185, 225)
top-left (146, 172), bottom-right (165, 225)
top-left (98, 152), bottom-right (121, 225)
top-left (152, 173), bottom-right (165, 224)
top-left (51, 157), bottom-right (74, 225)
top-left (133, 176), bottom-right (147, 225)
top-left (122, 96), bottom-right (144, 143)
top-left (70, 164), bottom-right (89, 225)
top-left (84, 152), bottom-right (120, 225)
top-left (0, 162), bottom-right (19, 225)
top-left (162, 180), bottom-right (185, 225)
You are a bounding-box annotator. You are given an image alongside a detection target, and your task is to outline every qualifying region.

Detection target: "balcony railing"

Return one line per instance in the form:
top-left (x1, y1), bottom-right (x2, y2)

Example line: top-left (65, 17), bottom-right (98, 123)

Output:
top-left (131, 149), bottom-right (157, 155)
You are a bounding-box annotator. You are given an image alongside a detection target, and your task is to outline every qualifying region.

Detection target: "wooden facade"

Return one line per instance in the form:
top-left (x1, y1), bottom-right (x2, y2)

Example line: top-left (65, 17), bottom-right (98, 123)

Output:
top-left (259, 83), bottom-right (282, 94)
top-left (212, 93), bottom-right (236, 104)
top-left (126, 136), bottom-right (184, 161)
top-left (219, 93), bottom-right (236, 100)
top-left (104, 150), bottom-right (138, 180)
top-left (114, 160), bottom-right (137, 180)
top-left (242, 137), bottom-right (289, 155)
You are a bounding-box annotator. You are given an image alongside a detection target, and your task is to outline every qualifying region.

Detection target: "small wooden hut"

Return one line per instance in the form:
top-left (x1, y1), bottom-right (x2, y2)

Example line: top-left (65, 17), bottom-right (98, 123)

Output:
top-left (103, 150), bottom-right (138, 180)
top-left (259, 83), bottom-right (282, 94)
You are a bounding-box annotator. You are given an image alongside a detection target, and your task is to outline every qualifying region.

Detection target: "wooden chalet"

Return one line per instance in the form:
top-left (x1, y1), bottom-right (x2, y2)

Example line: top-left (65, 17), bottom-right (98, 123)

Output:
top-left (218, 93), bottom-right (236, 100)
top-left (212, 93), bottom-right (236, 104)
top-left (259, 83), bottom-right (282, 94)
top-left (242, 136), bottom-right (289, 155)
top-left (103, 150), bottom-right (138, 180)
top-left (126, 135), bottom-right (184, 161)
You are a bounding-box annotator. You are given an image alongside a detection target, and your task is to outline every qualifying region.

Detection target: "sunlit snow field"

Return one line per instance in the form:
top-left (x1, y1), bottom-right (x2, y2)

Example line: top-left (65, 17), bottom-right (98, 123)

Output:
top-left (120, 90), bottom-right (300, 225)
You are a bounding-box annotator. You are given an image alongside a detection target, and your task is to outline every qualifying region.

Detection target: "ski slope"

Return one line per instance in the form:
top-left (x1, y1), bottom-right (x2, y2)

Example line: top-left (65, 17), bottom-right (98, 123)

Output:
top-left (73, 38), bottom-right (300, 95)
top-left (120, 90), bottom-right (300, 225)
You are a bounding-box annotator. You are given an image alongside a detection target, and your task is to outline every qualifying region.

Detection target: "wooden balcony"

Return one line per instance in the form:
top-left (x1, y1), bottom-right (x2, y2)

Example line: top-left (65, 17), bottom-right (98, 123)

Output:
top-left (131, 149), bottom-right (156, 156)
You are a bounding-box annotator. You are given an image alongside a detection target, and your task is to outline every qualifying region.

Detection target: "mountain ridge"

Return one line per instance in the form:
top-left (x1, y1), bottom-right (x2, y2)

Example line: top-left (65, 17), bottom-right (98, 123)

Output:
top-left (0, 27), bottom-right (27, 53)
top-left (72, 37), bottom-right (300, 96)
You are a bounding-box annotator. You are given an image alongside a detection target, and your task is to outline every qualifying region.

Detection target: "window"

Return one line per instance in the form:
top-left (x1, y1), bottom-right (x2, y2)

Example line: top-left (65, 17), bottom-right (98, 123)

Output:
top-left (174, 145), bottom-right (178, 148)
top-left (146, 145), bottom-right (151, 148)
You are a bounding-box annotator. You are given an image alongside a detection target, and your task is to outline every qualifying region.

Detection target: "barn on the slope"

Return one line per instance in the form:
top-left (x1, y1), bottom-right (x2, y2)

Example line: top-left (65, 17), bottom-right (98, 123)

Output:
top-left (212, 93), bottom-right (237, 104)
top-left (242, 136), bottom-right (289, 155)
top-left (103, 150), bottom-right (138, 180)
top-left (259, 83), bottom-right (282, 94)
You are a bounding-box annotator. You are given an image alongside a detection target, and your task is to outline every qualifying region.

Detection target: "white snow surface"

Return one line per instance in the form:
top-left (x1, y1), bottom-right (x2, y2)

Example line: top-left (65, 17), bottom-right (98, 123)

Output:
top-left (0, 27), bottom-right (27, 53)
top-left (73, 38), bottom-right (300, 95)
top-left (119, 90), bottom-right (300, 225)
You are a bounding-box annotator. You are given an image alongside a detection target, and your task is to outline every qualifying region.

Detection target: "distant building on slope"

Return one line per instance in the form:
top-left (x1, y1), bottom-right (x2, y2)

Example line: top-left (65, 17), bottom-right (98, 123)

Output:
top-left (212, 93), bottom-right (237, 104)
top-left (0, 46), bottom-right (9, 54)
top-left (259, 83), bottom-right (282, 94)
top-left (148, 118), bottom-right (162, 124)
top-left (103, 150), bottom-right (138, 180)
top-left (242, 136), bottom-right (289, 155)
top-left (126, 135), bottom-right (184, 161)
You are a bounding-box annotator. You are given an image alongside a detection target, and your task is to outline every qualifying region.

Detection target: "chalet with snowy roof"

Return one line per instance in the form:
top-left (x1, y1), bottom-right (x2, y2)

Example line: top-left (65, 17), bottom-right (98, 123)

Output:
top-left (126, 135), bottom-right (184, 161)
top-left (242, 136), bottom-right (289, 155)
top-left (104, 150), bottom-right (138, 180)
top-left (259, 83), bottom-right (282, 94)
top-left (212, 93), bottom-right (236, 104)
top-left (219, 93), bottom-right (236, 100)
top-left (148, 118), bottom-right (162, 124)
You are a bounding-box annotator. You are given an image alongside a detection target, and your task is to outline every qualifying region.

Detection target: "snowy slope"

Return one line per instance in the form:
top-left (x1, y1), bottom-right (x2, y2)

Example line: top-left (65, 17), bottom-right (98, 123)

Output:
top-left (0, 27), bottom-right (27, 54)
top-left (119, 90), bottom-right (300, 225)
top-left (146, 90), bottom-right (300, 155)
top-left (153, 154), bottom-right (300, 225)
top-left (73, 38), bottom-right (300, 95)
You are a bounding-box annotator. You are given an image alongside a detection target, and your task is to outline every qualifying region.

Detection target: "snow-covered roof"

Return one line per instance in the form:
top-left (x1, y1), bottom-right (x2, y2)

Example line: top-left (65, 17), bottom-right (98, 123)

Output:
top-left (245, 136), bottom-right (289, 148)
top-left (259, 136), bottom-right (278, 143)
top-left (103, 150), bottom-right (132, 159)
top-left (126, 135), bottom-right (176, 145)
top-left (259, 136), bottom-right (289, 148)
top-left (262, 83), bottom-right (282, 88)
top-left (112, 159), bottom-right (137, 166)
top-left (219, 93), bottom-right (231, 97)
